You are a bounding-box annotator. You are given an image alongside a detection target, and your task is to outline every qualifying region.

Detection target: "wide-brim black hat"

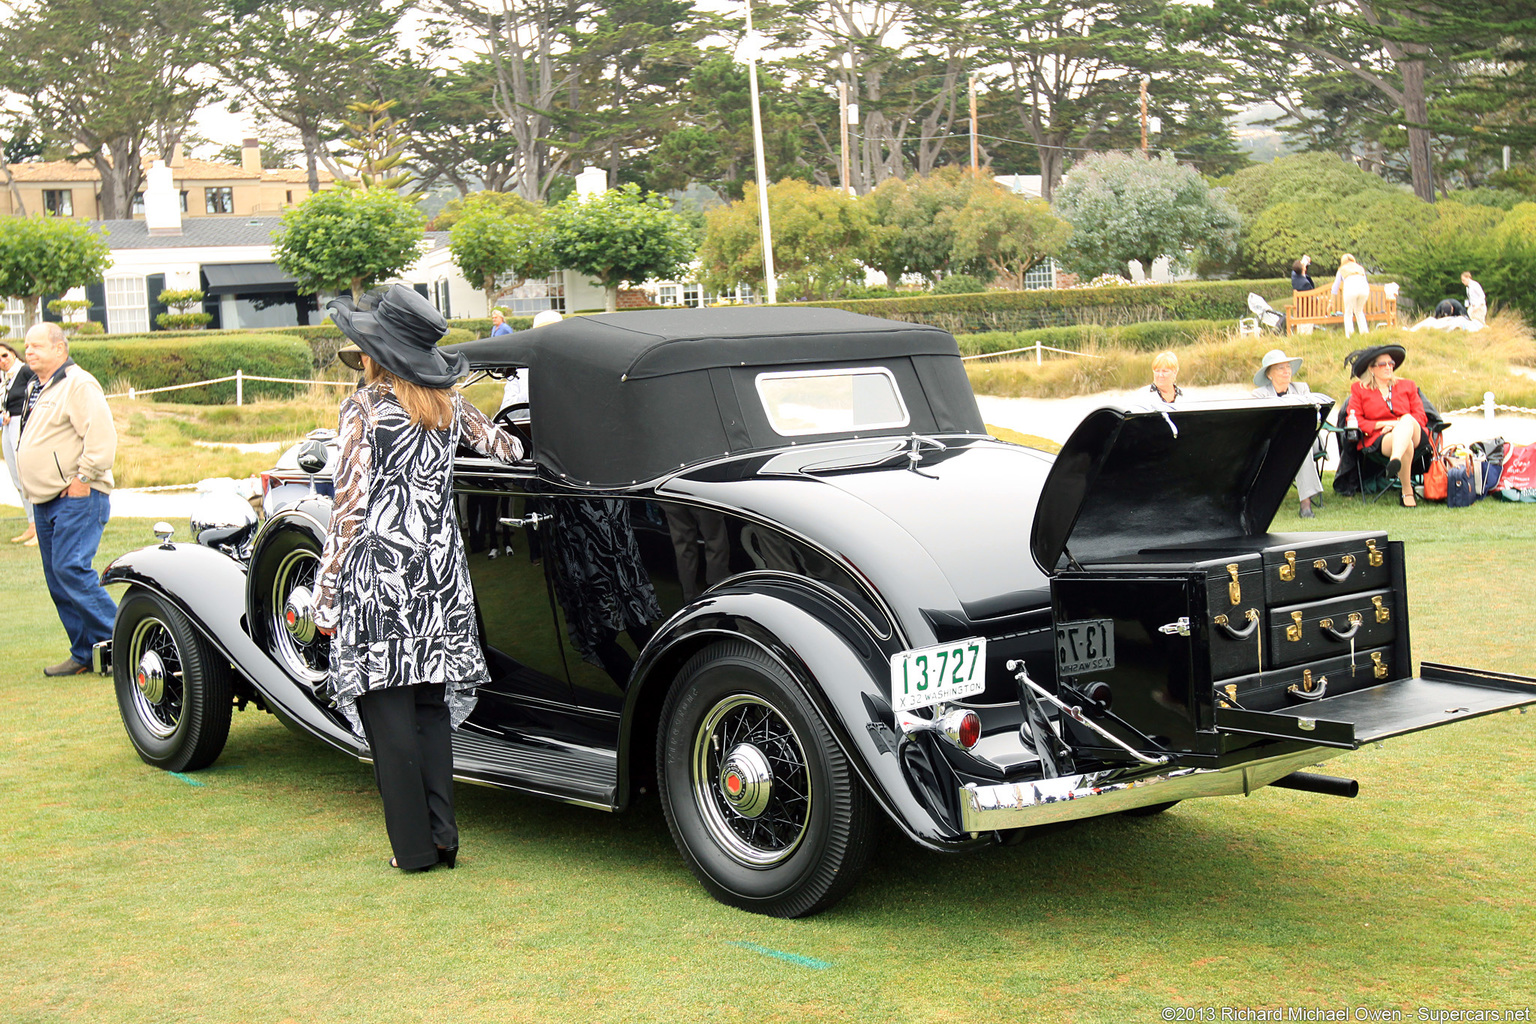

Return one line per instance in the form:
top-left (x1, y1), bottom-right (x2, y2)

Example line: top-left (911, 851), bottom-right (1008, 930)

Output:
top-left (328, 284), bottom-right (467, 388)
top-left (1347, 344), bottom-right (1407, 379)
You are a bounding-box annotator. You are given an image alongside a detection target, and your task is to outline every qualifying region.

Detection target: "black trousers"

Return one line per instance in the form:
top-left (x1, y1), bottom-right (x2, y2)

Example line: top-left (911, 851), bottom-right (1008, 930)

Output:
top-left (355, 683), bottom-right (457, 869)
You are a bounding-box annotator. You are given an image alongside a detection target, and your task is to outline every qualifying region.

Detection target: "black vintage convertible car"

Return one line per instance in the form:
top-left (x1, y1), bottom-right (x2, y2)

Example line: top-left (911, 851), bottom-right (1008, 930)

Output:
top-left (97, 307), bottom-right (1536, 917)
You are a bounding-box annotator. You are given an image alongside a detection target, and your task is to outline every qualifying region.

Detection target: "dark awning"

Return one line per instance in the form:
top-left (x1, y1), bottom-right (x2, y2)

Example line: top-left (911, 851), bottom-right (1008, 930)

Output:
top-left (201, 262), bottom-right (298, 296)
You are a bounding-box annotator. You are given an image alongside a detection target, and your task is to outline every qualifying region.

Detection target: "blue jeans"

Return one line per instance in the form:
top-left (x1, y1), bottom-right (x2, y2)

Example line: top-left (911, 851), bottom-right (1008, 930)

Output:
top-left (34, 489), bottom-right (117, 664)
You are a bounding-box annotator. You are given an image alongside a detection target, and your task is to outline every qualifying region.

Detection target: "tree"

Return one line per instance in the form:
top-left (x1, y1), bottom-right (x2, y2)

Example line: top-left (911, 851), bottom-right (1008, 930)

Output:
top-left (215, 0), bottom-right (406, 194)
top-left (336, 100), bottom-right (416, 193)
top-left (273, 188), bottom-right (425, 302)
top-left (866, 168), bottom-right (981, 286)
top-left (545, 183), bottom-right (694, 312)
top-left (949, 181), bottom-right (1071, 290)
top-left (1052, 152), bottom-right (1240, 279)
top-left (0, 216), bottom-right (110, 328)
top-left (0, 0), bottom-right (216, 219)
top-left (448, 194), bottom-right (553, 309)
top-left (698, 179), bottom-right (875, 301)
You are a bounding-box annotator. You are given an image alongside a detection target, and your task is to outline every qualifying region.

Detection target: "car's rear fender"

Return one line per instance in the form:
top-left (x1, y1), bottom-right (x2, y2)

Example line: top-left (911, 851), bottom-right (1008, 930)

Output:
top-left (101, 541), bottom-right (361, 756)
top-left (621, 579), bottom-right (985, 850)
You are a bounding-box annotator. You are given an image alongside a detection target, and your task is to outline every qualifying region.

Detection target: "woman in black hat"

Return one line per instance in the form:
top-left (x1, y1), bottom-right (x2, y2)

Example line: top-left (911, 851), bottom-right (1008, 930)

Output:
top-left (313, 284), bottom-right (525, 871)
top-left (1348, 343), bottom-right (1426, 507)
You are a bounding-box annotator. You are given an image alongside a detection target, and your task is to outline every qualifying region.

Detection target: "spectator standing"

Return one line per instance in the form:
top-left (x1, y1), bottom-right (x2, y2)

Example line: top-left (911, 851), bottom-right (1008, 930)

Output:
top-left (1, 342), bottom-right (37, 544)
top-left (15, 322), bottom-right (118, 676)
top-left (1252, 349), bottom-right (1328, 519)
top-left (1331, 254), bottom-right (1370, 338)
top-left (1462, 272), bottom-right (1487, 323)
top-left (1291, 256), bottom-right (1314, 292)
top-left (489, 309), bottom-right (512, 336)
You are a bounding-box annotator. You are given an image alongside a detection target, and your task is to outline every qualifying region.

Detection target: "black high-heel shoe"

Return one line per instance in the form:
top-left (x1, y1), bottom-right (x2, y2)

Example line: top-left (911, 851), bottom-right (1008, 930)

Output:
top-left (437, 846), bottom-right (458, 869)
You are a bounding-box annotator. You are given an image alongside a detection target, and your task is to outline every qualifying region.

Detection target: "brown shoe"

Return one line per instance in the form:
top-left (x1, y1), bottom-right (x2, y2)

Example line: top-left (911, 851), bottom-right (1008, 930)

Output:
top-left (43, 658), bottom-right (90, 677)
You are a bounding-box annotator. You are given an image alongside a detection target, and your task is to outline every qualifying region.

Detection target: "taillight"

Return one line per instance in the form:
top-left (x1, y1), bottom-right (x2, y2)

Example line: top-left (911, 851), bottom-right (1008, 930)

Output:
top-left (259, 471), bottom-right (272, 495)
top-left (938, 709), bottom-right (981, 749)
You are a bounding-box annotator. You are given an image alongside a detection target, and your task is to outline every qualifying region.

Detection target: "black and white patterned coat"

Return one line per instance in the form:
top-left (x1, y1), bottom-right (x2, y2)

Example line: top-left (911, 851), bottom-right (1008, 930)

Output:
top-left (313, 382), bottom-right (522, 734)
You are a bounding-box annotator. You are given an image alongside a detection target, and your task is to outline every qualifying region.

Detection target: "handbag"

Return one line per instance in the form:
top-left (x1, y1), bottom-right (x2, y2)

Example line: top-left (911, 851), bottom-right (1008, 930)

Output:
top-left (1423, 454), bottom-right (1449, 501)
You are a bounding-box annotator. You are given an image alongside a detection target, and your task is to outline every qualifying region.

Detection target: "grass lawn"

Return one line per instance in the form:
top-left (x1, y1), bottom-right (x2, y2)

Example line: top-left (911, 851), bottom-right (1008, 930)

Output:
top-left (1, 493), bottom-right (1533, 1023)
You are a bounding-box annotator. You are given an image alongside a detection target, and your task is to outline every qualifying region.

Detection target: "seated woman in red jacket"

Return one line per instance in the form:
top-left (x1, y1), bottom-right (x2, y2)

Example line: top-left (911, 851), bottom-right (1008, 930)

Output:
top-left (1349, 344), bottom-right (1427, 507)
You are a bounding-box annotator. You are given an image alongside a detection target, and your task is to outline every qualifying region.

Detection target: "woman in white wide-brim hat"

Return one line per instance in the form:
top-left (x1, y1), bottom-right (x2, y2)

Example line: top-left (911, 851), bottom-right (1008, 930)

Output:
top-left (1252, 348), bottom-right (1329, 518)
top-left (316, 284), bottom-right (525, 872)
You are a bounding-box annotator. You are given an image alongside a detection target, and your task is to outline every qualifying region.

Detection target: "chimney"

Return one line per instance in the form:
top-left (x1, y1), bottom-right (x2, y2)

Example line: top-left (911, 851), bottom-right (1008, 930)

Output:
top-left (143, 160), bottom-right (182, 236)
top-left (169, 143), bottom-right (185, 168)
top-left (242, 138), bottom-right (262, 174)
top-left (575, 165), bottom-right (608, 201)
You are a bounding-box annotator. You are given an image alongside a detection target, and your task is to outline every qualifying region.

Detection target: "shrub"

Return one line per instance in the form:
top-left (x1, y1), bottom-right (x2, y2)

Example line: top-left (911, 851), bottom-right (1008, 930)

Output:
top-left (69, 334), bottom-right (314, 404)
top-left (790, 279), bottom-right (1291, 334)
top-left (155, 288), bottom-right (212, 331)
top-left (932, 274), bottom-right (988, 295)
top-left (956, 320), bottom-right (1234, 358)
top-left (1111, 319), bottom-right (1234, 352)
top-left (73, 321), bottom-right (104, 336)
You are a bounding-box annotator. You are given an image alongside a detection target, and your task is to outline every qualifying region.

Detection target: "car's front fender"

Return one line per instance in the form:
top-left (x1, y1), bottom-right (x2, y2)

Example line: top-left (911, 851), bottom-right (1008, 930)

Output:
top-left (623, 579), bottom-right (986, 851)
top-left (101, 542), bottom-right (360, 757)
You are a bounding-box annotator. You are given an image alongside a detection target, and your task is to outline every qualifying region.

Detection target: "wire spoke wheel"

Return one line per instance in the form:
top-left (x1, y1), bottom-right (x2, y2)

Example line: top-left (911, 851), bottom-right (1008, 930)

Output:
top-left (658, 640), bottom-right (875, 918)
top-left (113, 588), bottom-right (233, 773)
top-left (268, 546), bottom-right (328, 684)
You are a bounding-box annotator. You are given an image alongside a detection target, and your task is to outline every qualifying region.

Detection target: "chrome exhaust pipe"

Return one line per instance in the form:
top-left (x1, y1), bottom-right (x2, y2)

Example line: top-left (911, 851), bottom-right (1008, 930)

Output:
top-left (1270, 771), bottom-right (1359, 798)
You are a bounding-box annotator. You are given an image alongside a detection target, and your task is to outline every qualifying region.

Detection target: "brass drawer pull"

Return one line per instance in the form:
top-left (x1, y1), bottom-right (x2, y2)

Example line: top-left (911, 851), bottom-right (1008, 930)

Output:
top-left (1313, 553), bottom-right (1356, 583)
top-left (1319, 612), bottom-right (1364, 641)
top-left (1214, 608), bottom-right (1259, 640)
top-left (1289, 669), bottom-right (1329, 700)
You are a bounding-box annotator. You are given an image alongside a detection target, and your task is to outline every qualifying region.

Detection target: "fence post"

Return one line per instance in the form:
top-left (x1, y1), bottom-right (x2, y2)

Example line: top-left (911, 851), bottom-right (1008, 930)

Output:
top-left (1035, 340), bottom-right (1043, 367)
top-left (1484, 391), bottom-right (1495, 422)
top-left (128, 387), bottom-right (135, 401)
top-left (236, 369), bottom-right (243, 407)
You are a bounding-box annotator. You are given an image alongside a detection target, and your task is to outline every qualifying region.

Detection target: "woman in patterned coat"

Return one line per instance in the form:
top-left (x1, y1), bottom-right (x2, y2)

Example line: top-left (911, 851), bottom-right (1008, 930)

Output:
top-left (314, 285), bottom-right (524, 872)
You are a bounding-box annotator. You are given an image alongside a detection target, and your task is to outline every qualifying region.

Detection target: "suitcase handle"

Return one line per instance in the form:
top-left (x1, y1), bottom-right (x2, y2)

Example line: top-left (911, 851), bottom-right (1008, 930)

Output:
top-left (1213, 608), bottom-right (1259, 640)
top-left (1319, 612), bottom-right (1364, 641)
top-left (1312, 553), bottom-right (1356, 583)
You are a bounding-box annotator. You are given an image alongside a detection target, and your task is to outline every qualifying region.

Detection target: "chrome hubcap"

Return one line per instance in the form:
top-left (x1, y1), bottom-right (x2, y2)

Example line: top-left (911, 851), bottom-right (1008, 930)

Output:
top-left (691, 693), bottom-right (811, 867)
top-left (718, 744), bottom-right (774, 819)
top-left (283, 585), bottom-right (316, 643)
top-left (136, 649), bottom-right (166, 704)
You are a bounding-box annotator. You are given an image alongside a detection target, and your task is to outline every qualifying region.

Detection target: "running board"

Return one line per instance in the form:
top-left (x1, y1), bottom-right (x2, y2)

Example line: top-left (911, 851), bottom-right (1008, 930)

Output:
top-left (448, 729), bottom-right (618, 810)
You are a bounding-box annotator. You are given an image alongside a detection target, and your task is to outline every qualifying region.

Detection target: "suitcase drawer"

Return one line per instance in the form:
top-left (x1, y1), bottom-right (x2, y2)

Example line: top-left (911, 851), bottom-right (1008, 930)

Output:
top-left (1267, 588), bottom-right (1396, 669)
top-left (1262, 533), bottom-right (1392, 605)
top-left (1217, 645), bottom-right (1396, 712)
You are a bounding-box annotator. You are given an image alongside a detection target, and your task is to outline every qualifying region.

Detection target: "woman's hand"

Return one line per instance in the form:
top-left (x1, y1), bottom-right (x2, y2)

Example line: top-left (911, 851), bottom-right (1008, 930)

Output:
top-left (317, 626), bottom-right (334, 637)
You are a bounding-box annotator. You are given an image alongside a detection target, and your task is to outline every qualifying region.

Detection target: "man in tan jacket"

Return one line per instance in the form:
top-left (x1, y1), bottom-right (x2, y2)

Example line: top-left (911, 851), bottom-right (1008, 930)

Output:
top-left (17, 322), bottom-right (118, 676)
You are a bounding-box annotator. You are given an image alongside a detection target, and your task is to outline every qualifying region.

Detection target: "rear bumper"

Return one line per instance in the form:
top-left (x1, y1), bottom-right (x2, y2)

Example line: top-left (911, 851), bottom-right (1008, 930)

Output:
top-left (960, 745), bottom-right (1342, 831)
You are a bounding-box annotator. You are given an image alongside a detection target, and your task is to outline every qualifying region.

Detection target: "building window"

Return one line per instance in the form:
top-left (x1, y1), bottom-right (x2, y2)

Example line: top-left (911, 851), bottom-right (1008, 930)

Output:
top-left (682, 283), bottom-right (702, 307)
top-left (42, 190), bottom-right (73, 216)
top-left (1023, 258), bottom-right (1057, 291)
top-left (205, 187), bottom-right (234, 214)
top-left (432, 278), bottom-right (452, 318)
top-left (656, 284), bottom-right (680, 306)
top-left (3, 298), bottom-right (26, 340)
top-left (105, 276), bottom-right (149, 334)
top-left (506, 272), bottom-right (565, 315)
top-left (133, 191), bottom-right (190, 215)
top-left (286, 190), bottom-right (293, 204)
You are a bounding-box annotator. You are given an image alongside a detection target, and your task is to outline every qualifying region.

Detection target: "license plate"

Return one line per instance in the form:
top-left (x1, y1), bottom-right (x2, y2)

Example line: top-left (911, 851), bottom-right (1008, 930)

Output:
top-left (1056, 618), bottom-right (1115, 675)
top-left (890, 638), bottom-right (987, 712)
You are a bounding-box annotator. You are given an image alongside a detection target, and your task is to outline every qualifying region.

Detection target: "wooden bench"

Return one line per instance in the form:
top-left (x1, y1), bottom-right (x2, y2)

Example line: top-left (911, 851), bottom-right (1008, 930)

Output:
top-left (1284, 284), bottom-right (1397, 335)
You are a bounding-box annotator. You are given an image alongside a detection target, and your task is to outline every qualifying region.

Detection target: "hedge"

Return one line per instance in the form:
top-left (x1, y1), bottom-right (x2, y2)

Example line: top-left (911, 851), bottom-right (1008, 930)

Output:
top-left (93, 323), bottom-right (478, 370)
top-left (958, 319), bottom-right (1238, 357)
top-left (786, 279), bottom-right (1291, 334)
top-left (69, 335), bottom-right (315, 404)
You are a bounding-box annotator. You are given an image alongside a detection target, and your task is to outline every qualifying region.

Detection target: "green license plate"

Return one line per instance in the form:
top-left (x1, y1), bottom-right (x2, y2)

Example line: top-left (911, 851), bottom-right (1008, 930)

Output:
top-left (890, 638), bottom-right (987, 712)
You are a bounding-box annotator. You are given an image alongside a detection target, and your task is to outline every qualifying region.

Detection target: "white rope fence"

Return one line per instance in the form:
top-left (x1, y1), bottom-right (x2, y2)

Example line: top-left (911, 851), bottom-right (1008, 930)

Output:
top-left (1441, 392), bottom-right (1536, 420)
top-left (105, 369), bottom-right (354, 405)
top-left (962, 343), bottom-right (1104, 365)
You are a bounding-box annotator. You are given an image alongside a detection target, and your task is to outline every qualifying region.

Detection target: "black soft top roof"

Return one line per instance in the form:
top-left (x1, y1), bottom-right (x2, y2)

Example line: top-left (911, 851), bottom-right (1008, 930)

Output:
top-left (445, 307), bottom-right (985, 486)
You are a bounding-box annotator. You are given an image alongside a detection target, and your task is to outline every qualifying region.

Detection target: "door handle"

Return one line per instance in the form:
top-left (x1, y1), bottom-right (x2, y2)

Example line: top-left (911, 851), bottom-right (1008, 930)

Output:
top-left (499, 513), bottom-right (549, 530)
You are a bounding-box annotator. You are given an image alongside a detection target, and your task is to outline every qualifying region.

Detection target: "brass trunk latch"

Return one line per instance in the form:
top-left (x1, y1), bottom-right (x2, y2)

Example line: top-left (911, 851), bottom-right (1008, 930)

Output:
top-left (1366, 539), bottom-right (1384, 567)
top-left (1371, 652), bottom-right (1388, 679)
top-left (1286, 611), bottom-right (1303, 641)
top-left (1373, 596), bottom-right (1390, 623)
top-left (1226, 563), bottom-right (1242, 605)
top-left (1279, 551), bottom-right (1297, 582)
